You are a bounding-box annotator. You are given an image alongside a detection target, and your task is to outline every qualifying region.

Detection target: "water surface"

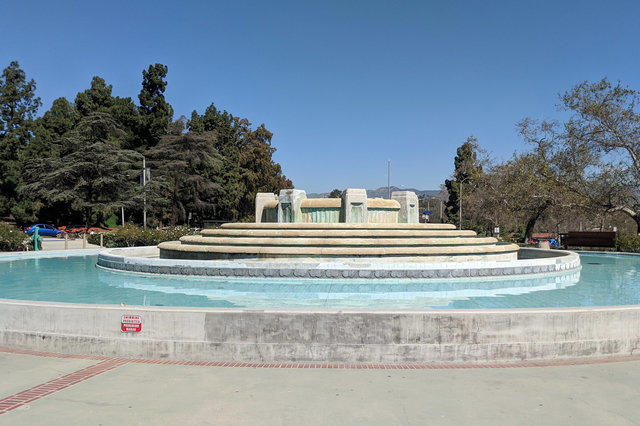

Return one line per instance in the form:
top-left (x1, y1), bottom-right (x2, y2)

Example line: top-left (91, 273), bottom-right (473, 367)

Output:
top-left (0, 253), bottom-right (635, 309)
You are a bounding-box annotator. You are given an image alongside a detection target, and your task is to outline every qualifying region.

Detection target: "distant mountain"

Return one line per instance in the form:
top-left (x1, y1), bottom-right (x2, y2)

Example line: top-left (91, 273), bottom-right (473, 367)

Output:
top-left (365, 187), bottom-right (441, 199)
top-left (307, 186), bottom-right (441, 199)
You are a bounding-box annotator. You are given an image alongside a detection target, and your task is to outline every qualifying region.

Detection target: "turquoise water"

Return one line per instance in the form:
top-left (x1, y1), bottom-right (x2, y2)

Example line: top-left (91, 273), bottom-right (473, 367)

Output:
top-left (0, 253), bottom-right (636, 309)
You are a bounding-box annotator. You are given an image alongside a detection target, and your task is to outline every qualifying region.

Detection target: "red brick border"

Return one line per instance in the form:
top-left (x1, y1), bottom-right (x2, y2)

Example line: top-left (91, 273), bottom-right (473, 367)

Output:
top-left (2, 345), bottom-right (640, 415)
top-left (0, 358), bottom-right (128, 414)
top-left (3, 345), bottom-right (640, 370)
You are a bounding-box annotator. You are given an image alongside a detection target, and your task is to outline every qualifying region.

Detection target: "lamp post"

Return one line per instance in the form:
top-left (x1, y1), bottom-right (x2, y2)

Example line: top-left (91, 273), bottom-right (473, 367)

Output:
top-left (387, 159), bottom-right (391, 199)
top-left (134, 153), bottom-right (149, 229)
top-left (420, 195), bottom-right (442, 223)
top-left (122, 153), bottom-right (148, 228)
top-left (142, 156), bottom-right (147, 229)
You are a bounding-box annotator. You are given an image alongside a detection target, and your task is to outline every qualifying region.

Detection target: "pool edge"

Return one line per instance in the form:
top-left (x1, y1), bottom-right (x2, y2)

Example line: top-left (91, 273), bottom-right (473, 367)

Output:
top-left (1, 297), bottom-right (639, 365)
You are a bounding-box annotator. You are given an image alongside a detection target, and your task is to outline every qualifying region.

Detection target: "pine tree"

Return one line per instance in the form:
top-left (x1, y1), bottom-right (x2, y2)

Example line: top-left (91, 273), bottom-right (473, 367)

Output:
top-left (444, 137), bottom-right (483, 226)
top-left (138, 64), bottom-right (173, 148)
top-left (0, 61), bottom-right (41, 216)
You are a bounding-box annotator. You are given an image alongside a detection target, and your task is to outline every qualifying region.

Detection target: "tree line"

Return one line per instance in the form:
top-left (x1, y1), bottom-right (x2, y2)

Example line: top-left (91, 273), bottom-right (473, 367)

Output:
top-left (0, 61), bottom-right (292, 228)
top-left (444, 79), bottom-right (640, 239)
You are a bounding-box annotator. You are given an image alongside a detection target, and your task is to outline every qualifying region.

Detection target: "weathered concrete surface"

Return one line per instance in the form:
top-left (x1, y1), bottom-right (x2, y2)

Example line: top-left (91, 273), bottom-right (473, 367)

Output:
top-left (343, 188), bottom-right (368, 223)
top-left (181, 235), bottom-right (500, 246)
top-left (1, 298), bottom-right (639, 364)
top-left (278, 189), bottom-right (307, 223)
top-left (257, 188), bottom-right (419, 224)
top-left (158, 241), bottom-right (519, 260)
top-left (392, 191), bottom-right (419, 223)
top-left (162, 222), bottom-right (520, 261)
top-left (3, 351), bottom-right (640, 425)
top-left (0, 352), bottom-right (96, 399)
top-left (221, 222), bottom-right (458, 229)
top-left (255, 192), bottom-right (277, 223)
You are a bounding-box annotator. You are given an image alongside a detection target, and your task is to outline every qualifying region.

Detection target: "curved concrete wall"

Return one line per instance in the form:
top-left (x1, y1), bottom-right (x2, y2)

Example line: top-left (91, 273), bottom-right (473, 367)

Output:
top-left (98, 247), bottom-right (580, 279)
top-left (1, 299), bottom-right (639, 364)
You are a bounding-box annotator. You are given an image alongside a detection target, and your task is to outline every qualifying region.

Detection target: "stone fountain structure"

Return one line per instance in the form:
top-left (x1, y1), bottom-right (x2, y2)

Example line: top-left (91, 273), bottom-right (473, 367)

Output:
top-left (158, 189), bottom-right (520, 264)
top-left (2, 188), bottom-right (598, 367)
top-left (96, 188), bottom-right (579, 280)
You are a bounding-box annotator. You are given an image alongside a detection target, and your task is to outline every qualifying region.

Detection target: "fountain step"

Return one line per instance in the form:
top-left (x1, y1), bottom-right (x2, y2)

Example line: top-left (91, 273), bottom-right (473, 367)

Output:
top-left (201, 229), bottom-right (478, 238)
top-left (221, 223), bottom-right (458, 230)
top-left (163, 222), bottom-right (517, 262)
top-left (180, 236), bottom-right (500, 246)
top-left (159, 241), bottom-right (519, 258)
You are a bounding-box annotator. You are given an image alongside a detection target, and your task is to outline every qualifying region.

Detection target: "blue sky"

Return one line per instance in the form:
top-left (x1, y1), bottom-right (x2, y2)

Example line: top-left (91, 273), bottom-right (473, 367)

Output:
top-left (4, 0), bottom-right (640, 193)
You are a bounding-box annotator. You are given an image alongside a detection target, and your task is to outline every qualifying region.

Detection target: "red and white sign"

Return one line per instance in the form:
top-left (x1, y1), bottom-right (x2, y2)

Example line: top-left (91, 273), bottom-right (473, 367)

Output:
top-left (121, 315), bottom-right (142, 333)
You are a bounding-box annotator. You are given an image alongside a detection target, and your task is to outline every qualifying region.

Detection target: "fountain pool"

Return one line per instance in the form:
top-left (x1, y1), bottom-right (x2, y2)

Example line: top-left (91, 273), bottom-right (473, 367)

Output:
top-left (1, 250), bottom-right (639, 365)
top-left (4, 251), bottom-right (636, 310)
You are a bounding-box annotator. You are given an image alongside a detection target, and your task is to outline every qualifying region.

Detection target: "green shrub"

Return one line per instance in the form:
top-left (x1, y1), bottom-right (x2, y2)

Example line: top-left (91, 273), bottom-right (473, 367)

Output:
top-left (0, 223), bottom-right (29, 251)
top-left (104, 214), bottom-right (120, 229)
top-left (615, 233), bottom-right (640, 252)
top-left (512, 226), bottom-right (526, 242)
top-left (87, 224), bottom-right (197, 248)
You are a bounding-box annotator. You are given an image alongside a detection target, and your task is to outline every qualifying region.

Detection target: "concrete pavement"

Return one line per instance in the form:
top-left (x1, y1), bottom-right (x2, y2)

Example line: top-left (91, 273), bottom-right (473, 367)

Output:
top-left (39, 236), bottom-right (100, 251)
top-left (1, 348), bottom-right (640, 425)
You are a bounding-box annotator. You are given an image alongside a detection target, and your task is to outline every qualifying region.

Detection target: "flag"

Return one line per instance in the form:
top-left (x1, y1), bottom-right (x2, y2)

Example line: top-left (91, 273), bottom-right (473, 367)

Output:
top-left (141, 168), bottom-right (151, 187)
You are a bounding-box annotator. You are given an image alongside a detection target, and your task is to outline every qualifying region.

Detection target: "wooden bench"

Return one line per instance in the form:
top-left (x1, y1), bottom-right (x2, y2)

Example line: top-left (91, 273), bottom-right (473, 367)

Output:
top-left (532, 233), bottom-right (555, 240)
top-left (564, 231), bottom-right (616, 249)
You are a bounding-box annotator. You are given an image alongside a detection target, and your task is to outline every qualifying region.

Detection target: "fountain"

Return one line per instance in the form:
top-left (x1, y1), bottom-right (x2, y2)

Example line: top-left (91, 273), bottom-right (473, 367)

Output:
top-left (99, 189), bottom-right (579, 279)
top-left (3, 188), bottom-right (611, 367)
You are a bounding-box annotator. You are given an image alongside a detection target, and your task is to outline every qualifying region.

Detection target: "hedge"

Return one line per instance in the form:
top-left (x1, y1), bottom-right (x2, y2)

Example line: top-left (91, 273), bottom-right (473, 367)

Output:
top-left (0, 223), bottom-right (29, 251)
top-left (87, 224), bottom-right (197, 248)
top-left (615, 233), bottom-right (640, 253)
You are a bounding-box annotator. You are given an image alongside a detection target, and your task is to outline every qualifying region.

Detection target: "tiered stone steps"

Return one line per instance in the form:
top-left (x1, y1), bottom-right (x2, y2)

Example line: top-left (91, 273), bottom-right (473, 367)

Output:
top-left (158, 223), bottom-right (519, 262)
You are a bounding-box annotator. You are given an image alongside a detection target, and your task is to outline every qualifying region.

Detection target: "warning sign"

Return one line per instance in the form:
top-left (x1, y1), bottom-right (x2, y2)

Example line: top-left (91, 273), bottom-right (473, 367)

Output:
top-left (121, 315), bottom-right (142, 333)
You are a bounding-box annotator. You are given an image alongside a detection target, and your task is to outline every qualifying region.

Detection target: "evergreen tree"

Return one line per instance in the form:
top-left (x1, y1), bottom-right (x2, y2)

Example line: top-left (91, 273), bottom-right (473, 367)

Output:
top-left (110, 95), bottom-right (140, 148)
top-left (146, 128), bottom-right (222, 226)
top-left (239, 124), bottom-right (293, 218)
top-left (0, 61), bottom-right (41, 216)
top-left (189, 103), bottom-right (244, 220)
top-left (74, 76), bottom-right (114, 115)
top-left (21, 113), bottom-right (140, 226)
top-left (138, 64), bottom-right (173, 148)
top-left (444, 137), bottom-right (483, 226)
top-left (22, 97), bottom-right (79, 160)
top-left (2, 63), bottom-right (293, 227)
top-left (329, 189), bottom-right (344, 198)
top-left (74, 77), bottom-right (139, 148)
top-left (190, 104), bottom-right (293, 220)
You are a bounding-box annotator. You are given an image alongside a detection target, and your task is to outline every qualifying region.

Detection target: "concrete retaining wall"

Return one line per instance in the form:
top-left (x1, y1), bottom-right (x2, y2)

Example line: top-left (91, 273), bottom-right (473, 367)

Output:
top-left (1, 299), bottom-right (639, 364)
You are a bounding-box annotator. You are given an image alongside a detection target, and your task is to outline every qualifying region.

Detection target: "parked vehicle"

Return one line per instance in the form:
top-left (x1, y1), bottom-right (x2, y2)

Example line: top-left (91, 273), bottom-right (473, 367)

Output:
top-left (24, 224), bottom-right (64, 237)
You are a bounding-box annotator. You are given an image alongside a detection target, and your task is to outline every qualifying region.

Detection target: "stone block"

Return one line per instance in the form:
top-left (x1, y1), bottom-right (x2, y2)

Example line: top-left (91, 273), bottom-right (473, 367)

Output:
top-left (391, 191), bottom-right (419, 223)
top-left (278, 189), bottom-right (307, 223)
top-left (255, 192), bottom-right (278, 223)
top-left (343, 188), bottom-right (368, 223)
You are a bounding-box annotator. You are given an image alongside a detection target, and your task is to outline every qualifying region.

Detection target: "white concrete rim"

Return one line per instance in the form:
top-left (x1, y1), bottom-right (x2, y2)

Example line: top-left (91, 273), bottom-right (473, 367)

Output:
top-left (97, 246), bottom-right (581, 280)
